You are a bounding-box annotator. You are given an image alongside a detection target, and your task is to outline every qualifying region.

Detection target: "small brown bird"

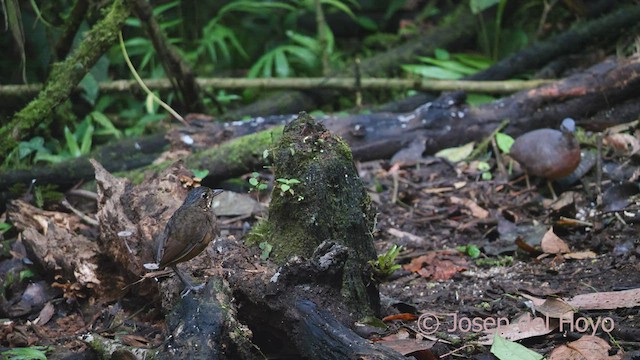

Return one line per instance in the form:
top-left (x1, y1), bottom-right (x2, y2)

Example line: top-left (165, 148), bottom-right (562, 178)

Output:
top-left (145, 186), bottom-right (223, 296)
top-left (510, 118), bottom-right (581, 198)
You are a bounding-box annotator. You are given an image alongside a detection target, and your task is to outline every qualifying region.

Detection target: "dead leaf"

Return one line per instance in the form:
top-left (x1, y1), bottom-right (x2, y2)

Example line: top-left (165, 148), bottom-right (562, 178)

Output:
top-left (535, 298), bottom-right (574, 319)
top-left (435, 142), bottom-right (475, 163)
top-left (603, 133), bottom-right (640, 155)
top-left (449, 196), bottom-right (489, 219)
top-left (403, 250), bottom-right (468, 280)
top-left (35, 302), bottom-right (55, 326)
top-left (479, 313), bottom-right (556, 344)
top-left (540, 228), bottom-right (570, 254)
top-left (379, 338), bottom-right (436, 357)
top-left (563, 251), bottom-right (597, 260)
top-left (382, 313), bottom-right (419, 322)
top-left (548, 335), bottom-right (622, 360)
top-left (566, 288), bottom-right (640, 310)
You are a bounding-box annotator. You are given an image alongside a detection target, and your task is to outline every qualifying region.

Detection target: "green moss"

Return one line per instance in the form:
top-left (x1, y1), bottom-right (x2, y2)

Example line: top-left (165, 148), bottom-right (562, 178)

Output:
top-left (263, 112), bottom-right (379, 317)
top-left (0, 0), bottom-right (130, 160)
top-left (244, 219), bottom-right (273, 246)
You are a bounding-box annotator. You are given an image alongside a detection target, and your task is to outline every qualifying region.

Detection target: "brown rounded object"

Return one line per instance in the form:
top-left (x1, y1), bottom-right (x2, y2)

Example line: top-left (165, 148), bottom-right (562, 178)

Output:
top-left (510, 118), bottom-right (581, 180)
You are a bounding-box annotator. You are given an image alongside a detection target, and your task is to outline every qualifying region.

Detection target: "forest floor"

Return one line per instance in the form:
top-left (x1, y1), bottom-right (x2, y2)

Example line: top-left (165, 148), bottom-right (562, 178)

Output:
top-left (1, 145), bottom-right (639, 360)
top-left (360, 155), bottom-right (640, 358)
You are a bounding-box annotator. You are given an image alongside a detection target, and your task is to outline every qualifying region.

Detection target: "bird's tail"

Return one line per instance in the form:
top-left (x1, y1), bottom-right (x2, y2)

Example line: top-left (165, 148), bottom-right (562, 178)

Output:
top-left (144, 263), bottom-right (160, 270)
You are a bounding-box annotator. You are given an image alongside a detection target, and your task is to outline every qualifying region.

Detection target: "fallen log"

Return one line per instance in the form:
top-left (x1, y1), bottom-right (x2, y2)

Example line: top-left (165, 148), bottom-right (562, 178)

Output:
top-left (1, 57), bottom-right (639, 196)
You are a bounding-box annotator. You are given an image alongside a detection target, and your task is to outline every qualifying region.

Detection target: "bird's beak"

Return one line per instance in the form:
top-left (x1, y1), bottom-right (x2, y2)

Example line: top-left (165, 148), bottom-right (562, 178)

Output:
top-left (212, 189), bottom-right (224, 197)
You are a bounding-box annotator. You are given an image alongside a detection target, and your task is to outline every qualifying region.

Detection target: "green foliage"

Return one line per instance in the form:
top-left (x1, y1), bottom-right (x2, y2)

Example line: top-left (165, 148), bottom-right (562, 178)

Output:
top-left (1, 346), bottom-right (50, 360)
top-left (0, 222), bottom-right (12, 234)
top-left (275, 178), bottom-right (302, 200)
top-left (495, 132), bottom-right (515, 154)
top-left (34, 184), bottom-right (63, 208)
top-left (19, 269), bottom-right (35, 282)
top-left (369, 244), bottom-right (402, 279)
top-left (457, 244), bottom-right (481, 258)
top-left (4, 111), bottom-right (122, 167)
top-left (491, 333), bottom-right (543, 360)
top-left (403, 48), bottom-right (492, 79)
top-left (248, 172), bottom-right (268, 192)
top-left (470, 0), bottom-right (529, 60)
top-left (477, 161), bottom-right (492, 180)
top-left (259, 241), bottom-right (273, 260)
top-left (192, 169), bottom-right (209, 179)
top-left (248, 30), bottom-right (325, 78)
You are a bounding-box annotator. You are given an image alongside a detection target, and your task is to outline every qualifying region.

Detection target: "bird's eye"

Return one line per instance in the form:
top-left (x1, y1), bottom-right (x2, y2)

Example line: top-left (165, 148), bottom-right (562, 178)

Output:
top-left (201, 192), bottom-right (208, 199)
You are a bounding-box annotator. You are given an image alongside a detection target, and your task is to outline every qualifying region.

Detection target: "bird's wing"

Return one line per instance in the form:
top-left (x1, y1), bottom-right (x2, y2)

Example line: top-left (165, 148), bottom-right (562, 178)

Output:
top-left (157, 209), bottom-right (211, 268)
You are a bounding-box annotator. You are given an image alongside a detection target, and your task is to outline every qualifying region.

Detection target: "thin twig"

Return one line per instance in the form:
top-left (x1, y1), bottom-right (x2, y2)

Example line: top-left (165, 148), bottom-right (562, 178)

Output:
top-left (61, 198), bottom-right (99, 226)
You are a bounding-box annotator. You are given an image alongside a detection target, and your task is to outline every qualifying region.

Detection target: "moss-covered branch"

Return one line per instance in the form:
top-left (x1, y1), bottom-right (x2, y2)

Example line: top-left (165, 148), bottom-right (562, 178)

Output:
top-left (0, 0), bottom-right (131, 161)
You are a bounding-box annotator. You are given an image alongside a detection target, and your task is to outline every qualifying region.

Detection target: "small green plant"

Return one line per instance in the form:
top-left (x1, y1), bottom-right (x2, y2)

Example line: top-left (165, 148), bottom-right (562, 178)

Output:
top-left (259, 241), bottom-right (273, 260)
top-left (249, 172), bottom-right (268, 192)
top-left (457, 244), bottom-right (481, 258)
top-left (369, 244), bottom-right (402, 279)
top-left (33, 184), bottom-right (64, 208)
top-left (477, 161), bottom-right (492, 180)
top-left (192, 169), bottom-right (210, 180)
top-left (276, 178), bottom-right (303, 200)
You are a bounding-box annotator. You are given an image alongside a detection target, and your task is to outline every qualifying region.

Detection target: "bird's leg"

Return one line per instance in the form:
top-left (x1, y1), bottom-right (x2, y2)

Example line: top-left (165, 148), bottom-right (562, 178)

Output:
top-left (171, 265), bottom-right (205, 297)
top-left (546, 180), bottom-right (558, 200)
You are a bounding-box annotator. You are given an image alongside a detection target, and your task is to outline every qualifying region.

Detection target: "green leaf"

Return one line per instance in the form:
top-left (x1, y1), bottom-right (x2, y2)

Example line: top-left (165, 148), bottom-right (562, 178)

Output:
top-left (286, 30), bottom-right (319, 51)
top-left (79, 124), bottom-right (94, 155)
top-left (496, 132), bottom-right (515, 154)
top-left (416, 57), bottom-right (478, 75)
top-left (401, 65), bottom-right (463, 80)
top-left (490, 333), bottom-right (543, 360)
top-left (280, 184), bottom-right (290, 192)
top-left (321, 0), bottom-right (356, 19)
top-left (451, 53), bottom-right (492, 70)
top-left (259, 241), bottom-right (273, 260)
top-left (467, 244), bottom-right (481, 258)
top-left (91, 112), bottom-right (122, 139)
top-left (2, 346), bottom-right (49, 360)
top-left (286, 179), bottom-right (301, 184)
top-left (192, 169), bottom-right (209, 179)
top-left (20, 269), bottom-right (34, 282)
top-left (435, 142), bottom-right (475, 162)
top-left (434, 48), bottom-right (450, 60)
top-left (33, 153), bottom-right (65, 164)
top-left (355, 15), bottom-right (377, 31)
top-left (274, 49), bottom-right (290, 77)
top-left (469, 0), bottom-right (501, 14)
top-left (79, 73), bottom-right (99, 105)
top-left (0, 222), bottom-right (12, 233)
top-left (249, 178), bottom-right (259, 186)
top-left (64, 126), bottom-right (80, 157)
top-left (466, 93), bottom-right (496, 106)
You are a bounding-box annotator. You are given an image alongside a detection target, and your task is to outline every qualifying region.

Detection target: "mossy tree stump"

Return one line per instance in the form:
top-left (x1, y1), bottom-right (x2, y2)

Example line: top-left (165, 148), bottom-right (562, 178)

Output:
top-left (264, 112), bottom-right (379, 317)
